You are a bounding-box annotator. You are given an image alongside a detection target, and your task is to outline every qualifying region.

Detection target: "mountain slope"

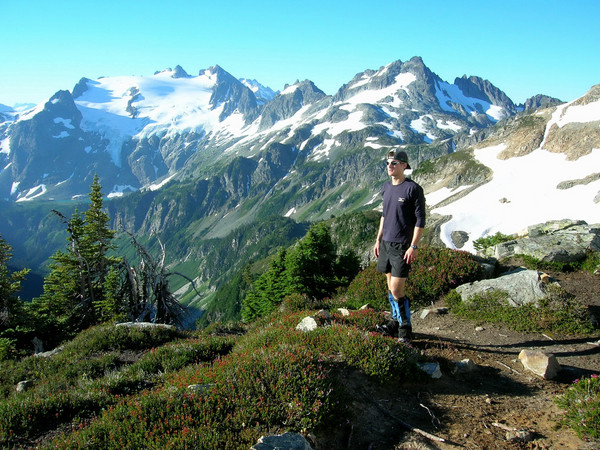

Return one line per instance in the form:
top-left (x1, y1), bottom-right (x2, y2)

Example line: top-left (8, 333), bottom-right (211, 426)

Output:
top-left (417, 84), bottom-right (600, 252)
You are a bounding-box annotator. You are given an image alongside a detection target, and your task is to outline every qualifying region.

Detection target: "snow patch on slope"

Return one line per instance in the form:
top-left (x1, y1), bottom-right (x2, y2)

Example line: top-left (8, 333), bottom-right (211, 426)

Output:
top-left (432, 144), bottom-right (600, 252)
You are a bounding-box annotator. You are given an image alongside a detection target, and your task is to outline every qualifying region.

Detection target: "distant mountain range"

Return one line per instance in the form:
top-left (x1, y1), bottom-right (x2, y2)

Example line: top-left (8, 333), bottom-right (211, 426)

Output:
top-left (0, 56), bottom-right (561, 204)
top-left (1, 56), bottom-right (598, 314)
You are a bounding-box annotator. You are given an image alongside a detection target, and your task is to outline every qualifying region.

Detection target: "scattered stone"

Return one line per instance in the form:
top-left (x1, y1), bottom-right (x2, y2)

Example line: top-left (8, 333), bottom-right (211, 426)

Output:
top-left (451, 230), bottom-right (470, 248)
top-left (337, 308), bottom-right (350, 316)
top-left (251, 432), bottom-right (313, 450)
top-left (420, 308), bottom-right (448, 319)
top-left (32, 336), bottom-right (44, 354)
top-left (115, 322), bottom-right (175, 330)
top-left (16, 380), bottom-right (34, 393)
top-left (453, 359), bottom-right (477, 374)
top-left (505, 429), bottom-right (536, 443)
top-left (539, 272), bottom-right (552, 283)
top-left (418, 362), bottom-right (442, 379)
top-left (359, 304), bottom-right (373, 310)
top-left (187, 384), bottom-right (215, 394)
top-left (518, 349), bottom-right (561, 379)
top-left (314, 309), bottom-right (332, 321)
top-left (296, 317), bottom-right (318, 332)
top-left (34, 346), bottom-right (64, 358)
top-left (475, 326), bottom-right (485, 332)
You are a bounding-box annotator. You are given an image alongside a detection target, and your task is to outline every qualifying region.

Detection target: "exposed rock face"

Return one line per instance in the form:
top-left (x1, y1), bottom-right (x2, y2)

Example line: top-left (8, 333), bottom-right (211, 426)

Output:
top-left (473, 112), bottom-right (549, 159)
top-left (522, 94), bottom-right (563, 111)
top-left (455, 268), bottom-right (553, 307)
top-left (454, 75), bottom-right (516, 111)
top-left (544, 121), bottom-right (600, 160)
top-left (484, 219), bottom-right (600, 263)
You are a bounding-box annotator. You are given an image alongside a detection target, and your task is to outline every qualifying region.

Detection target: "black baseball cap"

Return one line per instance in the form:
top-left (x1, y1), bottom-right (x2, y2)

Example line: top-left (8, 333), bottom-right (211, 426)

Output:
top-left (387, 150), bottom-right (411, 169)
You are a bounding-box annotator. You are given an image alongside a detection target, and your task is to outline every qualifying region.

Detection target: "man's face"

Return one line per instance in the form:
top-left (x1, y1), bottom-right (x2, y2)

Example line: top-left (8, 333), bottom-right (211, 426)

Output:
top-left (386, 159), bottom-right (406, 175)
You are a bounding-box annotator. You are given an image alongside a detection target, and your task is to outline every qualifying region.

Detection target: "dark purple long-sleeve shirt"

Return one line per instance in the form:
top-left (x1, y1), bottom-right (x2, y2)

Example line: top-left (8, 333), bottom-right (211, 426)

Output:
top-left (380, 179), bottom-right (426, 246)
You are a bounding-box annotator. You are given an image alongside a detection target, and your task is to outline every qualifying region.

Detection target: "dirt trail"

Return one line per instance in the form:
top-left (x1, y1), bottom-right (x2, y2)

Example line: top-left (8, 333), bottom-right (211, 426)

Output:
top-left (332, 269), bottom-right (600, 450)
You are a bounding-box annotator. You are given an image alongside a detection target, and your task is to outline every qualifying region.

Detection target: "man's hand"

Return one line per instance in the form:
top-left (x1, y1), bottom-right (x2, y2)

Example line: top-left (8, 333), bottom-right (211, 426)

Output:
top-left (374, 240), bottom-right (380, 258)
top-left (404, 246), bottom-right (417, 263)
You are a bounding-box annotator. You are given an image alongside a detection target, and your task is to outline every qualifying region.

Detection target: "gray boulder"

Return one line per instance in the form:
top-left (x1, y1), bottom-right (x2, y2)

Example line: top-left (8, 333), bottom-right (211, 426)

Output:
top-left (252, 432), bottom-right (313, 450)
top-left (455, 268), bottom-right (554, 307)
top-left (485, 219), bottom-right (600, 263)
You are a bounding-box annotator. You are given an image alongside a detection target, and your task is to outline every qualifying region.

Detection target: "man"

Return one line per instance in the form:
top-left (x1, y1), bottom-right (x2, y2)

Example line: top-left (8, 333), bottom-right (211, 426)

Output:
top-left (374, 150), bottom-right (426, 344)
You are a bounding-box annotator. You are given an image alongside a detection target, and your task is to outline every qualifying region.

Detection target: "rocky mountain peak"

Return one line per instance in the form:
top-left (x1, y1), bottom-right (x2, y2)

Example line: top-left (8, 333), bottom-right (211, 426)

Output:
top-left (172, 65), bottom-right (191, 79)
top-left (206, 65), bottom-right (259, 122)
top-left (454, 75), bottom-right (516, 111)
top-left (258, 80), bottom-right (326, 131)
top-left (522, 94), bottom-right (563, 111)
top-left (71, 77), bottom-right (92, 99)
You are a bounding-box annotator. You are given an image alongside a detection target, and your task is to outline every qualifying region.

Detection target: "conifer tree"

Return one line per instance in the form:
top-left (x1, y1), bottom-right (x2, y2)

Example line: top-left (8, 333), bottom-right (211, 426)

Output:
top-left (29, 176), bottom-right (120, 345)
top-left (0, 235), bottom-right (30, 358)
top-left (285, 222), bottom-right (338, 299)
top-left (242, 248), bottom-right (291, 322)
top-left (241, 222), bottom-right (360, 322)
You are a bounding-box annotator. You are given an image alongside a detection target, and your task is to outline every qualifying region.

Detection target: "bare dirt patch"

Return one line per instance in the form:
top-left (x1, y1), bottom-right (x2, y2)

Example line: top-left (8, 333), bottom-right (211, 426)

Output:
top-left (326, 269), bottom-right (600, 449)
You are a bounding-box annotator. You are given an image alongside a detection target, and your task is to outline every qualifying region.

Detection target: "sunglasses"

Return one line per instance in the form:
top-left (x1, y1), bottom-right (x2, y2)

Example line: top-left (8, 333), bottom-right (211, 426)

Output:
top-left (386, 160), bottom-right (403, 167)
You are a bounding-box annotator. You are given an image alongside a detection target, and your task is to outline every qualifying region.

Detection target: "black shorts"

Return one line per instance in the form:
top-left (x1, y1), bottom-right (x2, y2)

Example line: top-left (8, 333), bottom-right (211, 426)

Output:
top-left (377, 240), bottom-right (411, 278)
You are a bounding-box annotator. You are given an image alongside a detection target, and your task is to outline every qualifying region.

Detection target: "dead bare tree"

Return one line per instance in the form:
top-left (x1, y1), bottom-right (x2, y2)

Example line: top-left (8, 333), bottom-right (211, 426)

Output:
top-left (121, 231), bottom-right (200, 327)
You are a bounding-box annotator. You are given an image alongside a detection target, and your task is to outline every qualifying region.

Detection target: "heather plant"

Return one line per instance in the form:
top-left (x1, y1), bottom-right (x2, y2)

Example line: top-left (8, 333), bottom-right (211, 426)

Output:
top-left (334, 308), bottom-right (387, 331)
top-left (555, 374), bottom-right (600, 441)
top-left (345, 247), bottom-right (482, 311)
top-left (63, 323), bottom-right (184, 355)
top-left (49, 344), bottom-right (345, 449)
top-left (3, 301), bottom-right (426, 448)
top-left (581, 251), bottom-right (600, 274)
top-left (344, 263), bottom-right (388, 310)
top-left (0, 325), bottom-right (230, 446)
top-left (406, 246), bottom-right (482, 306)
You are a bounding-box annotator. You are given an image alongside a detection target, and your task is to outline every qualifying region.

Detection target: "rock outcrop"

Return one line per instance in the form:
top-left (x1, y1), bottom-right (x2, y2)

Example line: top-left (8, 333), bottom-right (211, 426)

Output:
top-left (483, 219), bottom-right (600, 263)
top-left (455, 268), bottom-right (555, 307)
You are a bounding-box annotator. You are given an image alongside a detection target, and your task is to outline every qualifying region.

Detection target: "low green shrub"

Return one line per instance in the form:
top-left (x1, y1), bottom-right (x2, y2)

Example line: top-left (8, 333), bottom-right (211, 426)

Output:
top-left (473, 231), bottom-right (514, 252)
top-left (407, 246), bottom-right (482, 306)
top-left (344, 247), bottom-right (483, 310)
top-left (518, 254), bottom-right (578, 272)
top-left (50, 345), bottom-right (345, 449)
top-left (0, 326), bottom-right (232, 446)
top-left (344, 263), bottom-right (388, 310)
top-left (64, 323), bottom-right (184, 356)
top-left (0, 338), bottom-right (16, 362)
top-left (334, 309), bottom-right (387, 332)
top-left (280, 292), bottom-right (332, 312)
top-left (446, 285), bottom-right (596, 334)
top-left (580, 251), bottom-right (600, 274)
top-left (555, 374), bottom-right (600, 441)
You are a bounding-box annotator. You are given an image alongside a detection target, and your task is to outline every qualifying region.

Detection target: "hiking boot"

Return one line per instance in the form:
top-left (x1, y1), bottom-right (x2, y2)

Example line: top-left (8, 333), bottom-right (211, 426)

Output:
top-left (397, 325), bottom-right (413, 345)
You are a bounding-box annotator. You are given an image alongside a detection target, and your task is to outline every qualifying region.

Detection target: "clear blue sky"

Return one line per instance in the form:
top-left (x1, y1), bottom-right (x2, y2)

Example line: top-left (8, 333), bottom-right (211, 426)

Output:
top-left (1, 0), bottom-right (598, 107)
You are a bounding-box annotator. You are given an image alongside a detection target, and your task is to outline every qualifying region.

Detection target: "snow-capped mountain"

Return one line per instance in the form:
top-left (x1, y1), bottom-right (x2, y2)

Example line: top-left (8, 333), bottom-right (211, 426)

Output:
top-left (0, 57), bottom-right (550, 203)
top-left (415, 83), bottom-right (600, 252)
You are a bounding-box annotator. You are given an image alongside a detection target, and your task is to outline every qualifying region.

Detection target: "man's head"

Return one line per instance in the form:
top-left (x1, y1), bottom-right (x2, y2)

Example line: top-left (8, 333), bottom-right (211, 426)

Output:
top-left (386, 150), bottom-right (411, 170)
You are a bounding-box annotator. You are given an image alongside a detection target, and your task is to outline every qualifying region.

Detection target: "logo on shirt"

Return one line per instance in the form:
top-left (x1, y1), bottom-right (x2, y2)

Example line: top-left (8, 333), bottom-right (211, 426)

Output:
top-left (397, 197), bottom-right (405, 203)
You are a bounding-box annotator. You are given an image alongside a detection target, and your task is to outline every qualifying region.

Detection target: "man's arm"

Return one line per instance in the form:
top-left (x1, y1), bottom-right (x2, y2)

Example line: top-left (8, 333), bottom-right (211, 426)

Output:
top-left (374, 216), bottom-right (384, 258)
top-left (404, 226), bottom-right (424, 263)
